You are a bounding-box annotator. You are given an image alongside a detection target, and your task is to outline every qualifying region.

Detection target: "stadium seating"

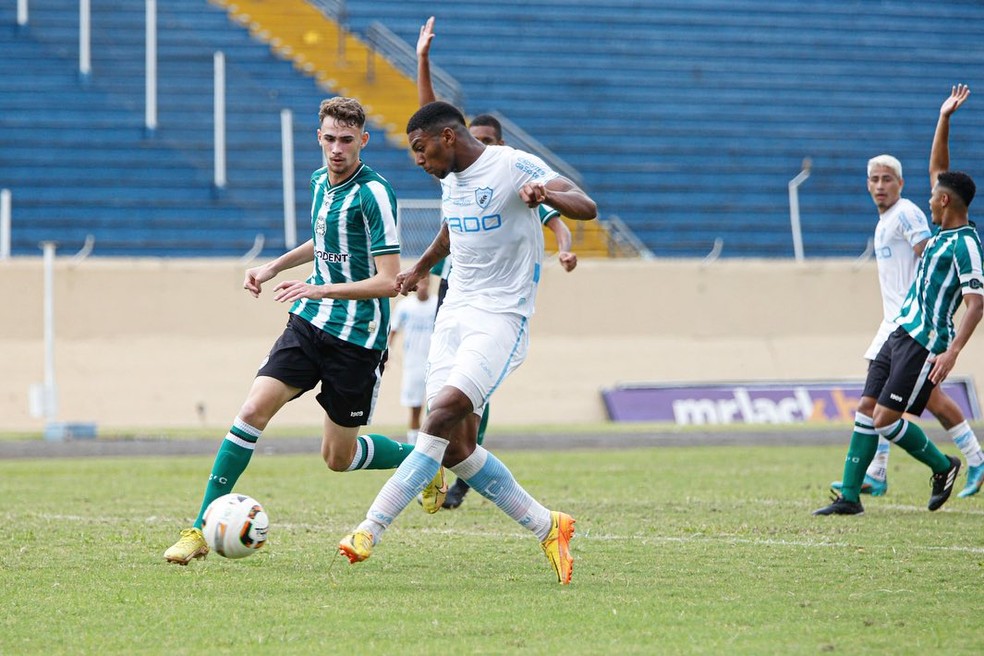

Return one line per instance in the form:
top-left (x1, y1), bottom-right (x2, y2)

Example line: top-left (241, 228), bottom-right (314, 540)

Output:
top-left (0, 0), bottom-right (434, 257)
top-left (340, 0), bottom-right (984, 256)
top-left (4, 1), bottom-right (984, 257)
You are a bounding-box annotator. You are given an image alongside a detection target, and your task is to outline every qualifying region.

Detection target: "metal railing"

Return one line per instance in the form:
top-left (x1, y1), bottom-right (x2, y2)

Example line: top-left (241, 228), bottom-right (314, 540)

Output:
top-left (602, 215), bottom-right (653, 259)
top-left (491, 111), bottom-right (585, 189)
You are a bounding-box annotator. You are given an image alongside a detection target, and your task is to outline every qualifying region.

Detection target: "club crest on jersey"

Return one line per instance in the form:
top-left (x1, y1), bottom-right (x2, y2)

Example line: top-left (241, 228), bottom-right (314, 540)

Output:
top-left (475, 187), bottom-right (494, 209)
top-left (315, 217), bottom-right (327, 236)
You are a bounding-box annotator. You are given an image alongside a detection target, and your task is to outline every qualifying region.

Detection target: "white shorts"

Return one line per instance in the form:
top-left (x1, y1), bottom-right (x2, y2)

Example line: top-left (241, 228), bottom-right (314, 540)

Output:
top-left (864, 319), bottom-right (897, 361)
top-left (400, 362), bottom-right (427, 408)
top-left (425, 304), bottom-right (530, 416)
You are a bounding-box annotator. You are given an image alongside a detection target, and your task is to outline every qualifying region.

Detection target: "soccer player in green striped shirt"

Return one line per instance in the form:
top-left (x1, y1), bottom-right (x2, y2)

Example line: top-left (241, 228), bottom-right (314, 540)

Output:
top-left (165, 97), bottom-right (414, 564)
top-left (816, 84), bottom-right (984, 515)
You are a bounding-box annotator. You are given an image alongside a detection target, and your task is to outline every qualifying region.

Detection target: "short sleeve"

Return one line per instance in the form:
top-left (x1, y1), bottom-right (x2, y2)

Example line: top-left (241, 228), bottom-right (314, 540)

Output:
top-left (956, 232), bottom-right (984, 296)
top-left (361, 180), bottom-right (400, 256)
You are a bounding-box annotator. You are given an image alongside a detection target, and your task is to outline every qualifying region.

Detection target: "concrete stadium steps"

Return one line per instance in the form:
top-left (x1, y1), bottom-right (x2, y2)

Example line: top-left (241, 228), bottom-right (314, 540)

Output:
top-left (210, 0), bottom-right (419, 145)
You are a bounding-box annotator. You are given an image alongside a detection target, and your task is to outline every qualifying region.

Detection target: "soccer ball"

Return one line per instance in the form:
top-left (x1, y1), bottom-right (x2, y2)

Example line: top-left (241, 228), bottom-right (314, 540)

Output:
top-left (201, 493), bottom-right (269, 559)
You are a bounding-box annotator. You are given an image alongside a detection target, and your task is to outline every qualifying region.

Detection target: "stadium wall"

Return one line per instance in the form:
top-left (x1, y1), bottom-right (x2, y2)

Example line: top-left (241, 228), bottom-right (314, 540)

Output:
top-left (4, 258), bottom-right (981, 432)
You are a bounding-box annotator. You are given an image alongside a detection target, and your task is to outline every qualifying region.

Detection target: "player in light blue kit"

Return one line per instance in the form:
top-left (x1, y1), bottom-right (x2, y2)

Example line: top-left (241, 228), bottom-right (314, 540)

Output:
top-left (416, 15), bottom-right (579, 509)
top-left (389, 274), bottom-right (438, 444)
top-left (830, 152), bottom-right (984, 499)
top-left (339, 101), bottom-right (597, 584)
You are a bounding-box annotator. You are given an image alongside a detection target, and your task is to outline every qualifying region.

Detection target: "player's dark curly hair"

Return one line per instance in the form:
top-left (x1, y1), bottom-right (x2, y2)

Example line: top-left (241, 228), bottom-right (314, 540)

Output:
top-left (406, 101), bottom-right (467, 134)
top-left (937, 171), bottom-right (977, 208)
top-left (470, 114), bottom-right (503, 141)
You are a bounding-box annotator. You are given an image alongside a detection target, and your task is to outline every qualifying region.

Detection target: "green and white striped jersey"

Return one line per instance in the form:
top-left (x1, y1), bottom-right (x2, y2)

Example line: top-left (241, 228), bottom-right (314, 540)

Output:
top-left (896, 223), bottom-right (984, 354)
top-left (290, 163), bottom-right (400, 351)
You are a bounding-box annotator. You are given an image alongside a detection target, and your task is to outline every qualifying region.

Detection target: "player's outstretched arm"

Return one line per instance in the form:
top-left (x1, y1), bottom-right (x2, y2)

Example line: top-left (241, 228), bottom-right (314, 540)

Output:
top-left (521, 177), bottom-right (597, 221)
top-left (416, 16), bottom-right (438, 107)
top-left (930, 84), bottom-right (970, 187)
top-left (397, 223), bottom-right (451, 295)
top-left (272, 253), bottom-right (401, 303)
top-left (243, 239), bottom-right (315, 297)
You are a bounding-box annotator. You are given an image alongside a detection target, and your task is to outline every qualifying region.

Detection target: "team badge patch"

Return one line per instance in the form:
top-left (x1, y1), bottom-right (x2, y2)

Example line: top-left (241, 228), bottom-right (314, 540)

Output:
top-left (315, 217), bottom-right (327, 236)
top-left (475, 187), bottom-right (493, 209)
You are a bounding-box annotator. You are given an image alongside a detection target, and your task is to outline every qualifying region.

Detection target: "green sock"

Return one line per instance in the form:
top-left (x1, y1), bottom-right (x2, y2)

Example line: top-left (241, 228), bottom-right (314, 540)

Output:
top-left (477, 403), bottom-right (490, 446)
top-left (839, 413), bottom-right (879, 502)
top-left (880, 419), bottom-right (950, 473)
top-left (352, 434), bottom-right (414, 470)
top-left (193, 420), bottom-right (260, 528)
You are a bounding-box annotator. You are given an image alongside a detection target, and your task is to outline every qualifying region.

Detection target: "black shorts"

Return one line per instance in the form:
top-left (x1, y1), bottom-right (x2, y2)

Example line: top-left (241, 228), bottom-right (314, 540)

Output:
top-left (257, 314), bottom-right (387, 427)
top-left (863, 326), bottom-right (935, 415)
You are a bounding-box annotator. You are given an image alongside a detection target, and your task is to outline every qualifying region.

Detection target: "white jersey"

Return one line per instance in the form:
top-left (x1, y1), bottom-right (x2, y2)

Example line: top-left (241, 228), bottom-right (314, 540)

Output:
top-left (440, 145), bottom-right (558, 318)
top-left (864, 197), bottom-right (933, 359)
top-left (390, 295), bottom-right (438, 370)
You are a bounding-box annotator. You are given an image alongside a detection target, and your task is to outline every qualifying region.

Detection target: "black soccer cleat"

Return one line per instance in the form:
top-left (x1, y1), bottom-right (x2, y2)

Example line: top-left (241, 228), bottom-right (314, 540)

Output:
top-left (813, 493), bottom-right (864, 516)
top-left (928, 455), bottom-right (961, 511)
top-left (442, 478), bottom-right (471, 509)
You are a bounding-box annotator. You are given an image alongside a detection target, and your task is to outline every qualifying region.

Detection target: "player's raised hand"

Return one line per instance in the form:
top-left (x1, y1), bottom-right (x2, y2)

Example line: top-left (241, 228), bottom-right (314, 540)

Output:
top-left (417, 16), bottom-right (435, 58)
top-left (940, 84), bottom-right (970, 118)
top-left (520, 182), bottom-right (548, 208)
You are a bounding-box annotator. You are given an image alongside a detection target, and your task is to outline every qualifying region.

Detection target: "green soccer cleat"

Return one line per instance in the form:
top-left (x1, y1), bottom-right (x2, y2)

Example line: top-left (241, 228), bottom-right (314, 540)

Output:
top-left (338, 529), bottom-right (375, 564)
top-left (419, 466), bottom-right (448, 514)
top-left (830, 473), bottom-right (888, 497)
top-left (163, 527), bottom-right (209, 565)
top-left (540, 511), bottom-right (576, 585)
top-left (956, 462), bottom-right (984, 499)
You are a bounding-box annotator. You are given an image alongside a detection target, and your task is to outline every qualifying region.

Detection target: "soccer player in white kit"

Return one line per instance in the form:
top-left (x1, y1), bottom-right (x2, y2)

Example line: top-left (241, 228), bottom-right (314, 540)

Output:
top-left (830, 153), bottom-right (984, 499)
top-left (339, 101), bottom-right (597, 584)
top-left (389, 275), bottom-right (438, 444)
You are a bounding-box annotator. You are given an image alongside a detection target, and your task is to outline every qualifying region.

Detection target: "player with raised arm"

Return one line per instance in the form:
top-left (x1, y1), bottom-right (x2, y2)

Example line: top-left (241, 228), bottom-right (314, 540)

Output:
top-left (416, 15), bottom-right (578, 509)
top-left (815, 84), bottom-right (984, 516)
top-left (164, 97), bottom-right (414, 564)
top-left (829, 153), bottom-right (984, 499)
top-left (339, 101), bottom-right (597, 584)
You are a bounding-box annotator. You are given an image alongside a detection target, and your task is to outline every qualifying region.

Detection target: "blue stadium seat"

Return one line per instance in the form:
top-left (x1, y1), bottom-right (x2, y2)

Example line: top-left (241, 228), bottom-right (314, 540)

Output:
top-left (342, 0), bottom-right (984, 256)
top-left (3, 0), bottom-right (984, 257)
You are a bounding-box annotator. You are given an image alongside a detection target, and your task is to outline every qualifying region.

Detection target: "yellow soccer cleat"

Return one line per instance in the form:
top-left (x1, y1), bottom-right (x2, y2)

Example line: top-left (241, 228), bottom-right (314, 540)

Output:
top-left (540, 511), bottom-right (576, 585)
top-left (419, 466), bottom-right (448, 514)
top-left (338, 529), bottom-right (375, 564)
top-left (164, 527), bottom-right (209, 565)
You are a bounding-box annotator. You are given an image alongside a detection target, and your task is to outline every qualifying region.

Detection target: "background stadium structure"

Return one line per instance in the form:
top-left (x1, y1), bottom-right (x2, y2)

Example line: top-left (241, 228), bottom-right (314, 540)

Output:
top-left (3, 0), bottom-right (984, 258)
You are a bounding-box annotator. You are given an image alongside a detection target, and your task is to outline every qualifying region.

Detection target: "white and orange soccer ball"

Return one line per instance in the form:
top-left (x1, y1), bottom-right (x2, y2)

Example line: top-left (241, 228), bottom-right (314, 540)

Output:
top-left (201, 493), bottom-right (269, 559)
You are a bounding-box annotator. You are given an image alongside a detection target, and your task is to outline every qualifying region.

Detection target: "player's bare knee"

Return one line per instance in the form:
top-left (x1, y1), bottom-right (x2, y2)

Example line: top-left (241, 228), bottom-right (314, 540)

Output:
top-left (321, 449), bottom-right (351, 472)
top-left (856, 396), bottom-right (877, 416)
top-left (423, 395), bottom-right (473, 436)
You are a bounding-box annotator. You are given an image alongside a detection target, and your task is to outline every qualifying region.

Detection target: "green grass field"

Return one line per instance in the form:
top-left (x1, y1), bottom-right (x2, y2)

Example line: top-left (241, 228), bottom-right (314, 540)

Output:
top-left (2, 443), bottom-right (982, 655)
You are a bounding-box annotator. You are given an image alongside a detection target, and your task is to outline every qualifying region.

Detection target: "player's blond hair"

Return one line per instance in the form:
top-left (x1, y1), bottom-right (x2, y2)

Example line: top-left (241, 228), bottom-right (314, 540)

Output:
top-left (867, 154), bottom-right (903, 179)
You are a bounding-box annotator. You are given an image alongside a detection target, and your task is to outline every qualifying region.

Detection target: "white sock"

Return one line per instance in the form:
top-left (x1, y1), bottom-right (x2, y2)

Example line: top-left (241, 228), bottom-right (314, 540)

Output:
top-left (866, 437), bottom-right (891, 481)
top-left (451, 446), bottom-right (552, 541)
top-left (948, 421), bottom-right (984, 467)
top-left (356, 432), bottom-right (448, 543)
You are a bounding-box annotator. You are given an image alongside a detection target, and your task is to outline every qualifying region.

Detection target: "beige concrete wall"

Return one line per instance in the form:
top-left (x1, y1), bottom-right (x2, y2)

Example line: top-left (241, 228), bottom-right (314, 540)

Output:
top-left (3, 257), bottom-right (981, 431)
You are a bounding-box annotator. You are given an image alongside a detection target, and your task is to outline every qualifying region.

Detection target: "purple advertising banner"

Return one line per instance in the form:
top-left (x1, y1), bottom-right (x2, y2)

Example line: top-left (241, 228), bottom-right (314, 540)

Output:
top-left (602, 378), bottom-right (981, 425)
